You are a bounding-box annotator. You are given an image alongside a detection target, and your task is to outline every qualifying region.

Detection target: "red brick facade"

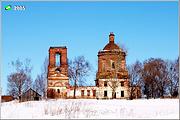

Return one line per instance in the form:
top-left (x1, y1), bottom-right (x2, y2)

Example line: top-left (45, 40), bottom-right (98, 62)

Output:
top-left (96, 33), bottom-right (129, 87)
top-left (47, 47), bottom-right (69, 98)
top-left (48, 47), bottom-right (68, 77)
top-left (47, 33), bottom-right (134, 99)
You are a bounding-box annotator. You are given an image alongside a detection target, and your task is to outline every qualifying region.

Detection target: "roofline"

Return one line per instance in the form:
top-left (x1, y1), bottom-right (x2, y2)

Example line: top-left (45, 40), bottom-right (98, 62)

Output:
top-left (22, 88), bottom-right (42, 96)
top-left (49, 46), bottom-right (67, 49)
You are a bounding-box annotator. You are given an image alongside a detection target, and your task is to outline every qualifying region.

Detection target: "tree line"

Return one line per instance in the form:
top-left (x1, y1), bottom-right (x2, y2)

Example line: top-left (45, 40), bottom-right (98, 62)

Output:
top-left (7, 58), bottom-right (48, 102)
top-left (128, 57), bottom-right (179, 99)
top-left (7, 56), bottom-right (91, 101)
top-left (7, 56), bottom-right (179, 101)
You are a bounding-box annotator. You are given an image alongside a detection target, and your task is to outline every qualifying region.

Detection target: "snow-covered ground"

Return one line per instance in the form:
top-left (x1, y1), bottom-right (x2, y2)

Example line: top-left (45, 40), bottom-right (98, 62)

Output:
top-left (1, 99), bottom-right (179, 119)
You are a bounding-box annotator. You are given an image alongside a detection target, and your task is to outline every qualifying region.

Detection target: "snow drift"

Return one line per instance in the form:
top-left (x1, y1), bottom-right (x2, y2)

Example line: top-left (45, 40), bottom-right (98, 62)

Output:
top-left (1, 99), bottom-right (179, 119)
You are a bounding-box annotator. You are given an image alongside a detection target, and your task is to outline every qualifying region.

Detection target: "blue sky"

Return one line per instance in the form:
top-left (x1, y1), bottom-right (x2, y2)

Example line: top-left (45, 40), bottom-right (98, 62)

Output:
top-left (1, 1), bottom-right (178, 94)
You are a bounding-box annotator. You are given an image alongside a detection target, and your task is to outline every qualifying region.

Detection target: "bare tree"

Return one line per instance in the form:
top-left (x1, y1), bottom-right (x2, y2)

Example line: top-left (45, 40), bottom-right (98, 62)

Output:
top-left (96, 70), bottom-right (121, 99)
top-left (41, 57), bottom-right (48, 98)
top-left (128, 61), bottom-right (142, 100)
top-left (68, 56), bottom-right (91, 99)
top-left (166, 58), bottom-right (179, 97)
top-left (33, 57), bottom-right (48, 98)
top-left (141, 58), bottom-right (169, 99)
top-left (109, 81), bottom-right (120, 99)
top-left (33, 74), bottom-right (45, 97)
top-left (7, 58), bottom-right (32, 102)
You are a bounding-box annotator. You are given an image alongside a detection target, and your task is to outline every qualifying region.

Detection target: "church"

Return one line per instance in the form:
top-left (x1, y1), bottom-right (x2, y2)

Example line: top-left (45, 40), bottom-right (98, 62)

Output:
top-left (47, 33), bottom-right (136, 99)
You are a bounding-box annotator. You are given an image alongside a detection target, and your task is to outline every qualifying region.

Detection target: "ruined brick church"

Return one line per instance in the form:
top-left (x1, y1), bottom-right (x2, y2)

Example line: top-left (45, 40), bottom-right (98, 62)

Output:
top-left (47, 33), bottom-right (134, 99)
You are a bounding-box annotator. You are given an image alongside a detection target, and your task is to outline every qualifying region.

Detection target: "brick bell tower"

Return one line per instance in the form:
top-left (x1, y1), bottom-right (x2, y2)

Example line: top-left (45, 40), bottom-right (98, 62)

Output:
top-left (47, 46), bottom-right (69, 98)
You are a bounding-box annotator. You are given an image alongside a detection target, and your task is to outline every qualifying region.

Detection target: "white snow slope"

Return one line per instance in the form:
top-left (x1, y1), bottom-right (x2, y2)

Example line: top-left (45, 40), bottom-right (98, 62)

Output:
top-left (1, 99), bottom-right (179, 119)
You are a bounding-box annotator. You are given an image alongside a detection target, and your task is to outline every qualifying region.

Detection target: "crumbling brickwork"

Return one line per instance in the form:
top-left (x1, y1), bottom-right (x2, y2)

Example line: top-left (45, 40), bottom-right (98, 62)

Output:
top-left (47, 47), bottom-right (69, 98)
top-left (96, 32), bottom-right (129, 99)
top-left (47, 33), bottom-right (140, 99)
top-left (48, 46), bottom-right (68, 77)
top-left (96, 33), bottom-right (128, 80)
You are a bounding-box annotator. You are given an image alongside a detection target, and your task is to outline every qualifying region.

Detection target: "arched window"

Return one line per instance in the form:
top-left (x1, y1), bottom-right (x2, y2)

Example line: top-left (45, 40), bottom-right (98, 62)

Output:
top-left (57, 89), bottom-right (60, 93)
top-left (102, 62), bottom-right (105, 72)
top-left (55, 53), bottom-right (61, 66)
top-left (104, 81), bottom-right (108, 87)
top-left (112, 61), bottom-right (115, 69)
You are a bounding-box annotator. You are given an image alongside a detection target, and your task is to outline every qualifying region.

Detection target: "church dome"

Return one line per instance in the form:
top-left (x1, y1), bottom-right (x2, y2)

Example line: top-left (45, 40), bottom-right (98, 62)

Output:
top-left (103, 32), bottom-right (120, 51)
top-left (103, 42), bottom-right (120, 50)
